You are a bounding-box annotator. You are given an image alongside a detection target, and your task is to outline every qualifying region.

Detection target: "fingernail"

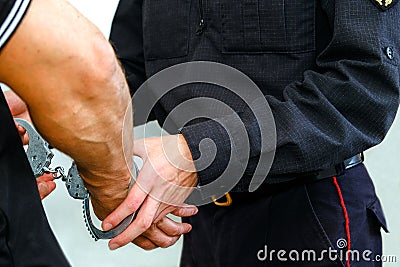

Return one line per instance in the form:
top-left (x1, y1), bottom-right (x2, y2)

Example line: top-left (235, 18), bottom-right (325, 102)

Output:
top-left (109, 243), bottom-right (120, 251)
top-left (189, 207), bottom-right (198, 214)
top-left (185, 225), bottom-right (192, 233)
top-left (103, 223), bottom-right (112, 231)
top-left (38, 183), bottom-right (48, 193)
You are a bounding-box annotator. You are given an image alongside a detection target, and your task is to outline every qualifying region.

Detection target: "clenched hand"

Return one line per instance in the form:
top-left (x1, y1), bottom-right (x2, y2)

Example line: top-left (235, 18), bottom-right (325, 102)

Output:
top-left (102, 135), bottom-right (198, 250)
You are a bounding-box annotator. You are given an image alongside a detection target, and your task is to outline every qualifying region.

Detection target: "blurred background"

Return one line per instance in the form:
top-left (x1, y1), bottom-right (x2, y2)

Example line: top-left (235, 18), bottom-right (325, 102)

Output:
top-left (4, 0), bottom-right (400, 266)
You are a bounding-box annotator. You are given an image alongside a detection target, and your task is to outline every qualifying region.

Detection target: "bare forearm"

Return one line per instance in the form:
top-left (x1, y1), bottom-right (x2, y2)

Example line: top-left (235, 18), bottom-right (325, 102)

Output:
top-left (0, 0), bottom-right (133, 216)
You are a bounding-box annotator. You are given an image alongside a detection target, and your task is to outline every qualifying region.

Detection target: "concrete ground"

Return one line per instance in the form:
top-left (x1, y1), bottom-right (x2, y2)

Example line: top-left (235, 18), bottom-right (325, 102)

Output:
top-left (8, 1), bottom-right (400, 266)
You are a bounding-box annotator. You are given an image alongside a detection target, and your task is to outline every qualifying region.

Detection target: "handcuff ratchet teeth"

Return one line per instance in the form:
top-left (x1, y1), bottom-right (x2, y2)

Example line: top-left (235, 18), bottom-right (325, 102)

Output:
top-left (15, 118), bottom-right (138, 241)
top-left (82, 163), bottom-right (138, 241)
top-left (15, 118), bottom-right (54, 178)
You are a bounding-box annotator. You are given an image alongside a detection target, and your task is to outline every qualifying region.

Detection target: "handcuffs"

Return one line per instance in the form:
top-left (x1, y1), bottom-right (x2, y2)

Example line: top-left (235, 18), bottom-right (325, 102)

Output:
top-left (15, 118), bottom-right (138, 241)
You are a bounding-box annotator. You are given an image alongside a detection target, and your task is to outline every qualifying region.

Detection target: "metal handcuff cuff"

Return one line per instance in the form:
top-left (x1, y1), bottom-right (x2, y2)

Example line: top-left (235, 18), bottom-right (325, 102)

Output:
top-left (15, 118), bottom-right (138, 241)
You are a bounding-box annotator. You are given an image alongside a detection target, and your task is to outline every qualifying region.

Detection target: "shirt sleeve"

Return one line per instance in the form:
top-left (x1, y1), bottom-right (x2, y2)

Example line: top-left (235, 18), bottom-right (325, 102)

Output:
top-left (110, 0), bottom-right (400, 192)
top-left (0, 0), bottom-right (31, 51)
top-left (109, 0), bottom-right (155, 123)
top-left (181, 0), bottom-right (400, 191)
top-left (109, 0), bottom-right (146, 93)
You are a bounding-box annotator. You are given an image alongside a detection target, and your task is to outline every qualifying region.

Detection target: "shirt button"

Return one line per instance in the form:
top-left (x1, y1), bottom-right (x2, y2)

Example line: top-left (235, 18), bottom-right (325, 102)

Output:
top-left (385, 47), bottom-right (394, 60)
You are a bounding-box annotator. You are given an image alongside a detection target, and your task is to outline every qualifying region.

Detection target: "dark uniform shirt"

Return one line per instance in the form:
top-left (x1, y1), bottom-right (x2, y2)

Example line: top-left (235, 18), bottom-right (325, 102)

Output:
top-left (0, 1), bottom-right (69, 265)
top-left (110, 0), bottom-right (400, 192)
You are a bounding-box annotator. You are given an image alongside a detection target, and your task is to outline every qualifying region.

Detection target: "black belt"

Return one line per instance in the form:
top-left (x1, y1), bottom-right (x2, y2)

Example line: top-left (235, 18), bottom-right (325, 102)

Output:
top-left (265, 153), bottom-right (364, 185)
top-left (212, 153), bottom-right (364, 206)
top-left (318, 153), bottom-right (364, 179)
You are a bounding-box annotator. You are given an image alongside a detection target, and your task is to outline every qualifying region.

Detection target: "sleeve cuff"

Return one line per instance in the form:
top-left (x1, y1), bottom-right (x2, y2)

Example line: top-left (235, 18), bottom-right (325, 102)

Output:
top-left (180, 119), bottom-right (232, 187)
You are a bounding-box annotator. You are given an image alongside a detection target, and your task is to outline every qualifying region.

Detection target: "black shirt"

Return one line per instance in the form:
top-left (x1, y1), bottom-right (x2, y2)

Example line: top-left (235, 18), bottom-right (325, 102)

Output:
top-left (110, 0), bottom-right (400, 192)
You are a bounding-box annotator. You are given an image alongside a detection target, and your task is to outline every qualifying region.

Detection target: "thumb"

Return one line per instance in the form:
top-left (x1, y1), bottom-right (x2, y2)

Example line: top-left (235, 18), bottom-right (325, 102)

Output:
top-left (38, 181), bottom-right (56, 200)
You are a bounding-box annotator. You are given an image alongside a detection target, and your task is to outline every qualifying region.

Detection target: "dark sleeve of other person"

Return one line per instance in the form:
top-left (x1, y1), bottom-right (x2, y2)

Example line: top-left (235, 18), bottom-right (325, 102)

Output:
top-left (110, 0), bottom-right (400, 191)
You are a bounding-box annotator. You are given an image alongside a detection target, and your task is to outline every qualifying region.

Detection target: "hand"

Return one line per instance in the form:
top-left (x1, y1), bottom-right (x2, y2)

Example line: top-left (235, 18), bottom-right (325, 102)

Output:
top-left (5, 90), bottom-right (31, 144)
top-left (132, 206), bottom-right (198, 250)
top-left (37, 173), bottom-right (57, 200)
top-left (15, 118), bottom-right (56, 200)
top-left (102, 134), bottom-right (198, 250)
top-left (6, 91), bottom-right (55, 199)
top-left (4, 90), bottom-right (31, 121)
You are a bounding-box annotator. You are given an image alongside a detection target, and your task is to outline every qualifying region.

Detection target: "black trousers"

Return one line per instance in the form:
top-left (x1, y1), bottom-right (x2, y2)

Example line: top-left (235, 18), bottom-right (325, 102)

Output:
top-left (0, 197), bottom-right (69, 267)
top-left (0, 92), bottom-right (69, 267)
top-left (181, 164), bottom-right (387, 267)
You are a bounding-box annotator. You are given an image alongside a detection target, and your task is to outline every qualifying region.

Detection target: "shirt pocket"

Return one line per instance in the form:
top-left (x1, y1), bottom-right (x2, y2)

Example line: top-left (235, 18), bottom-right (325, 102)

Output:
top-left (220, 0), bottom-right (315, 53)
top-left (143, 0), bottom-right (191, 60)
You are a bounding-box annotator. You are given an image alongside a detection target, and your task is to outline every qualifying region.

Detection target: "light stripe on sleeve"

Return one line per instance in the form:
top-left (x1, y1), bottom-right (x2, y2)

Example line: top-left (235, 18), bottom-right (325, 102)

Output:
top-left (0, 0), bottom-right (31, 50)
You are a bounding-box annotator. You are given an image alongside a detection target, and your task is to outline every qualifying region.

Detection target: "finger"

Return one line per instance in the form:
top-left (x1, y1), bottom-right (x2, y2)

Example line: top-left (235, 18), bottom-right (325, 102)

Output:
top-left (170, 205), bottom-right (198, 217)
top-left (38, 181), bottom-right (56, 199)
top-left (102, 162), bottom-right (154, 231)
top-left (36, 173), bottom-right (55, 183)
top-left (108, 197), bottom-right (161, 250)
top-left (20, 133), bottom-right (29, 145)
top-left (142, 223), bottom-right (181, 249)
top-left (153, 205), bottom-right (177, 223)
top-left (153, 204), bottom-right (198, 223)
top-left (14, 121), bottom-right (26, 134)
top-left (102, 182), bottom-right (147, 231)
top-left (156, 216), bottom-right (192, 237)
top-left (5, 90), bottom-right (27, 117)
top-left (14, 121), bottom-right (29, 145)
top-left (132, 236), bottom-right (158, 251)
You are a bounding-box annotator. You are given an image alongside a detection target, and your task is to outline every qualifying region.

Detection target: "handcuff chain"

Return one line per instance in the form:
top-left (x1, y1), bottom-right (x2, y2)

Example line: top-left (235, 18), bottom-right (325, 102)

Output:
top-left (42, 166), bottom-right (67, 180)
top-left (15, 118), bottom-right (139, 241)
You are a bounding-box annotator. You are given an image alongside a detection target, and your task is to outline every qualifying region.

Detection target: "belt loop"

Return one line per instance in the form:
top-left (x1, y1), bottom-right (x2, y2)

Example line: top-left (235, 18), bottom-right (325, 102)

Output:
top-left (212, 193), bottom-right (232, 207)
top-left (335, 162), bottom-right (346, 176)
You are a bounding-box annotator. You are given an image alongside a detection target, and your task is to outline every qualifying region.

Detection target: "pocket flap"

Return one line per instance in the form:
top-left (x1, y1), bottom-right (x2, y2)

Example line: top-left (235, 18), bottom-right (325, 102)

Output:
top-left (367, 199), bottom-right (389, 233)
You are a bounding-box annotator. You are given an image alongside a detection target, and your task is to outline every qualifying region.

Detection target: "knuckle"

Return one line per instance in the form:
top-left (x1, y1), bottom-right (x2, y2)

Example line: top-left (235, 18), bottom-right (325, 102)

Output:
top-left (159, 237), bottom-right (176, 248)
top-left (156, 217), bottom-right (165, 225)
top-left (169, 226), bottom-right (181, 236)
top-left (118, 237), bottom-right (130, 246)
top-left (158, 241), bottom-right (169, 248)
top-left (139, 218), bottom-right (152, 231)
top-left (176, 209), bottom-right (186, 217)
top-left (118, 233), bottom-right (134, 246)
top-left (143, 244), bottom-right (156, 251)
top-left (126, 199), bottom-right (140, 212)
top-left (149, 223), bottom-right (158, 232)
top-left (133, 240), bottom-right (156, 251)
